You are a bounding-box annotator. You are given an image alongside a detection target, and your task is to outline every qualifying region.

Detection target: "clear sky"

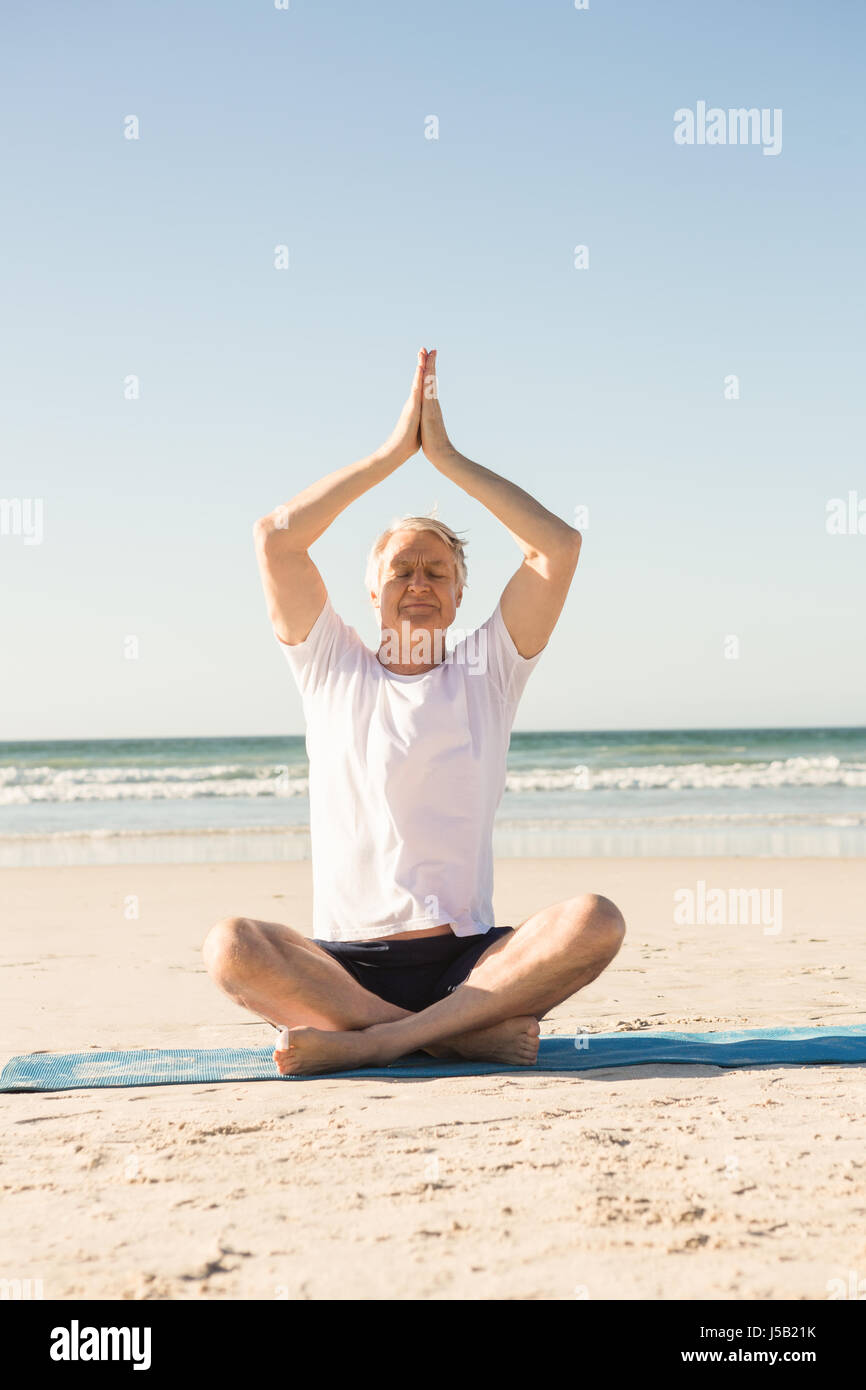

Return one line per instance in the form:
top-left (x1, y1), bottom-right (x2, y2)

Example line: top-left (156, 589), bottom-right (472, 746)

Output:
top-left (1, 0), bottom-right (864, 738)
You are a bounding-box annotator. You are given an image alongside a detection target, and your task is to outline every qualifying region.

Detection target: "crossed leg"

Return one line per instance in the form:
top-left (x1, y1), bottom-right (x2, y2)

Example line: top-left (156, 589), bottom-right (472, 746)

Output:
top-left (201, 917), bottom-right (540, 1065)
top-left (203, 893), bottom-right (625, 1076)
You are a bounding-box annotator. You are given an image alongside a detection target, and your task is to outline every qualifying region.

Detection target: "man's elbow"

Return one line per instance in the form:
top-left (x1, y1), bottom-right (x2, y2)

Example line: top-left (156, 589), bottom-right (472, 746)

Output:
top-left (253, 509), bottom-right (290, 554)
top-left (564, 525), bottom-right (582, 556)
top-left (551, 525), bottom-right (582, 570)
top-left (527, 528), bottom-right (581, 582)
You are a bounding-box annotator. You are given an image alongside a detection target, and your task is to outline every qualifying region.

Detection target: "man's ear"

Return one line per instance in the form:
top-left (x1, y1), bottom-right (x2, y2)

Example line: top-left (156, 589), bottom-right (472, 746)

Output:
top-left (455, 585), bottom-right (464, 609)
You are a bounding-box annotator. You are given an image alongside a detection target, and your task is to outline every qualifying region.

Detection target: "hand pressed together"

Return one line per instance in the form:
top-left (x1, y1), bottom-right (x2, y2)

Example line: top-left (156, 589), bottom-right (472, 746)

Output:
top-left (419, 347), bottom-right (457, 470)
top-left (375, 348), bottom-right (428, 468)
top-left (375, 346), bottom-right (456, 472)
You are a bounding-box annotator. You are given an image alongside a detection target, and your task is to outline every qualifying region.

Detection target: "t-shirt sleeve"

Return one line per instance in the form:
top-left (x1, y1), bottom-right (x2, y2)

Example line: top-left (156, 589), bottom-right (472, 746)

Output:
top-left (276, 597), bottom-right (362, 701)
top-left (472, 601), bottom-right (545, 716)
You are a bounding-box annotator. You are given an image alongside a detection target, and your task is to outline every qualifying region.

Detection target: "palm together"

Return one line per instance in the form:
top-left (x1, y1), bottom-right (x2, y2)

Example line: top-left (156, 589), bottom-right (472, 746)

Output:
top-left (385, 347), bottom-right (453, 469)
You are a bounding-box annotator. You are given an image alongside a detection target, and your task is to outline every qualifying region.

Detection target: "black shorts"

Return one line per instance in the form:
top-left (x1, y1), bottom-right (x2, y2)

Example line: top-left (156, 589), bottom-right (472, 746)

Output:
top-left (312, 926), bottom-right (513, 1014)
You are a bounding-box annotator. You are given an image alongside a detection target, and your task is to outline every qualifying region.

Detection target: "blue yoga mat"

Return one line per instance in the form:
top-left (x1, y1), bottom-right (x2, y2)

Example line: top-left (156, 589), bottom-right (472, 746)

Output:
top-left (2, 1026), bottom-right (865, 1092)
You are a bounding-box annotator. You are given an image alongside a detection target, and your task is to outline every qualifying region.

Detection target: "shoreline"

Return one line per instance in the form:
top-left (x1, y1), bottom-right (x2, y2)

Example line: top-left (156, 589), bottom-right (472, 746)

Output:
top-left (2, 823), bottom-right (866, 868)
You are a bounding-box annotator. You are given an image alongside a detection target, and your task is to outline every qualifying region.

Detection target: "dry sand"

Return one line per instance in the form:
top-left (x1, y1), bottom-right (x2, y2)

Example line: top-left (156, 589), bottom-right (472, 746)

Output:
top-left (2, 857), bottom-right (864, 1301)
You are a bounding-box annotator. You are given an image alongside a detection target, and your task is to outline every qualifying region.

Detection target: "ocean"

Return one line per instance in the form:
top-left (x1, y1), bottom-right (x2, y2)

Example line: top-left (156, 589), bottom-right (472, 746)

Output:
top-left (1, 727), bottom-right (864, 866)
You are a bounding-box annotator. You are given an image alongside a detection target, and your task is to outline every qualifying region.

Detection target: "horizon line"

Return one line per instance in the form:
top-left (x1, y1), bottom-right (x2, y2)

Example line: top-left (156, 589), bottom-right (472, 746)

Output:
top-left (2, 723), bottom-right (864, 747)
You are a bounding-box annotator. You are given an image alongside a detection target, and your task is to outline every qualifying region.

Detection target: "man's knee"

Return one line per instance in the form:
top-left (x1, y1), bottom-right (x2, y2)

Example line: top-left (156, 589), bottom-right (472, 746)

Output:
top-left (568, 893), bottom-right (626, 958)
top-left (202, 916), bottom-right (263, 984)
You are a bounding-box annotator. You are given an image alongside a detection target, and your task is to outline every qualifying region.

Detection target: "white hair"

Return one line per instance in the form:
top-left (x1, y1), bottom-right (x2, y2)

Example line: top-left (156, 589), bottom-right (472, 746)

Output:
top-left (365, 514), bottom-right (468, 597)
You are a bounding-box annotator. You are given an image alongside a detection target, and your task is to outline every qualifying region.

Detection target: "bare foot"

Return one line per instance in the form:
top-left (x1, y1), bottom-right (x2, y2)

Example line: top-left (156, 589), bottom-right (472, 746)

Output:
top-left (436, 1015), bottom-right (541, 1066)
top-left (273, 1026), bottom-right (384, 1077)
top-left (273, 1016), bottom-right (542, 1076)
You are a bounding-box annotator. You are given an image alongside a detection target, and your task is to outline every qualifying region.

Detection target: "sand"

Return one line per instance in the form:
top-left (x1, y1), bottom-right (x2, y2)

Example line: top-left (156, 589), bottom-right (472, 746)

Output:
top-left (2, 857), bottom-right (865, 1301)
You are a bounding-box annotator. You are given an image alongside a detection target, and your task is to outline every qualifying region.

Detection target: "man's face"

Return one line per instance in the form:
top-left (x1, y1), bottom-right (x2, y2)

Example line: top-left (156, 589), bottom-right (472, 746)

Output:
top-left (373, 530), bottom-right (463, 650)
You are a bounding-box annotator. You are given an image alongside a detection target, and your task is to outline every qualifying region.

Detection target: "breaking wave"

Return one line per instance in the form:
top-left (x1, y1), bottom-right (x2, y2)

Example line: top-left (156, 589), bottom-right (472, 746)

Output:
top-left (2, 755), bottom-right (864, 805)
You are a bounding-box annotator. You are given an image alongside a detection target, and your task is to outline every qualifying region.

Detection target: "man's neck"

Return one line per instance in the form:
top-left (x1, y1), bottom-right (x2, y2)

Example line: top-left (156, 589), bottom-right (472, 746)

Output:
top-left (376, 622), bottom-right (449, 675)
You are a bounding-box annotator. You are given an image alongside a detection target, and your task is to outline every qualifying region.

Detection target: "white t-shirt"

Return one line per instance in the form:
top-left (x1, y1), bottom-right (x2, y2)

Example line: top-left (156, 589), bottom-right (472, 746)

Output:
top-left (279, 598), bottom-right (543, 942)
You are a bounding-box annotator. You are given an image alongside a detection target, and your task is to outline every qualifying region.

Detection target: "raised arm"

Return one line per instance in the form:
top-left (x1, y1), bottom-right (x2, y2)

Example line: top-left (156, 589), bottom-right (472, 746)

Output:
top-left (420, 349), bottom-right (581, 658)
top-left (255, 350), bottom-right (428, 644)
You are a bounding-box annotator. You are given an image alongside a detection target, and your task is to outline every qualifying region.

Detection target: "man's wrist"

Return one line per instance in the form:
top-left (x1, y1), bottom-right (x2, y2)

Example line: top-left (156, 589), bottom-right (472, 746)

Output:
top-left (369, 444), bottom-right (406, 473)
top-left (427, 442), bottom-right (461, 472)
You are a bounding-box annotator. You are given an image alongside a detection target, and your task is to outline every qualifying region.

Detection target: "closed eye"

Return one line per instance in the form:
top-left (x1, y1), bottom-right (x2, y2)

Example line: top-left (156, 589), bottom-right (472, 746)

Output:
top-left (393, 568), bottom-right (447, 579)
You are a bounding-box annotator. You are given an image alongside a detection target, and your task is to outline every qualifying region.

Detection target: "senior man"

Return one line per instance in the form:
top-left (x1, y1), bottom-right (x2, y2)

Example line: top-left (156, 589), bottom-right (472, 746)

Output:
top-left (203, 349), bottom-right (625, 1074)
